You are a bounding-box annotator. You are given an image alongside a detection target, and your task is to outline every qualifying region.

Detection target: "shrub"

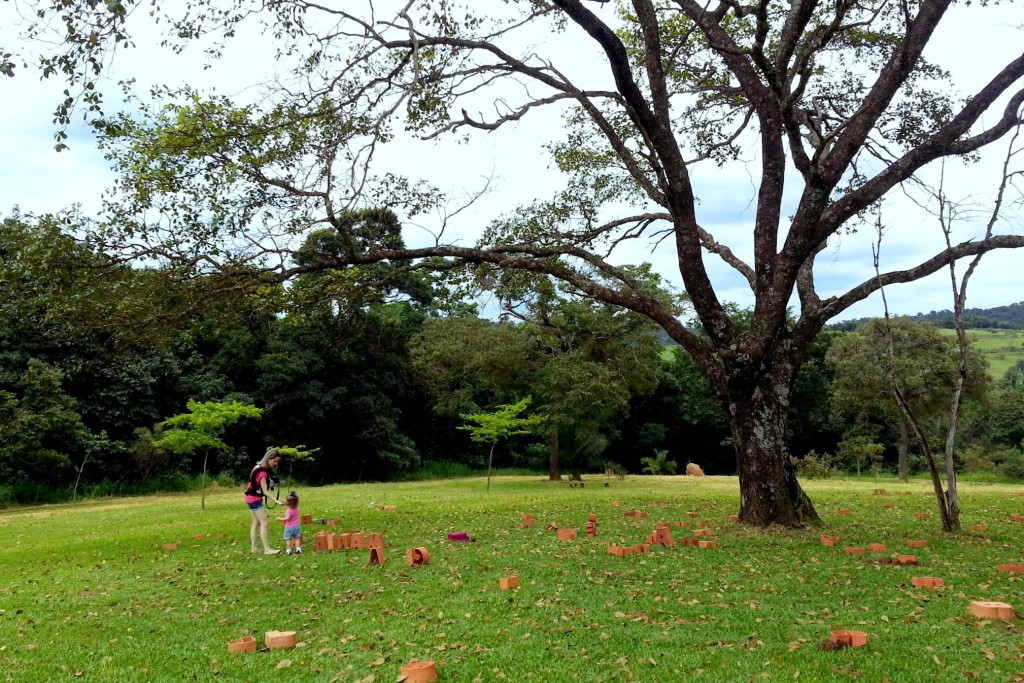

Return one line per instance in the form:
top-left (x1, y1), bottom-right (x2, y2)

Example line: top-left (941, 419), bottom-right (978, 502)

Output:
top-left (603, 461), bottom-right (628, 479)
top-left (835, 436), bottom-right (884, 475)
top-left (1001, 448), bottom-right (1024, 481)
top-left (960, 445), bottom-right (999, 473)
top-left (640, 449), bottom-right (677, 475)
top-left (522, 442), bottom-right (551, 471)
top-left (793, 450), bottom-right (837, 479)
top-left (394, 461), bottom-right (477, 481)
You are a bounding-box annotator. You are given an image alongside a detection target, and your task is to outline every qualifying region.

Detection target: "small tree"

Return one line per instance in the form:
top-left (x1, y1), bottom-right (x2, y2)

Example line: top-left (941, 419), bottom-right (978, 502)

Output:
top-left (265, 444), bottom-right (319, 486)
top-left (156, 400), bottom-right (263, 510)
top-left (835, 437), bottom-right (885, 477)
top-left (459, 397), bottom-right (543, 492)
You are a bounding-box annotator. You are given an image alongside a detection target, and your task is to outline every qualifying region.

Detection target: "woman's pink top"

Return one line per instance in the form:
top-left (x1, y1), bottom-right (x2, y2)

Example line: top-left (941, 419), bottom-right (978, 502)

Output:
top-left (244, 469), bottom-right (268, 505)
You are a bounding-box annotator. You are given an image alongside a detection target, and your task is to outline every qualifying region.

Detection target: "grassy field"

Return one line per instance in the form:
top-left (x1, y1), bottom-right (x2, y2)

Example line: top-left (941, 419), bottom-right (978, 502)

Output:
top-left (2, 476), bottom-right (1024, 682)
top-left (938, 328), bottom-right (1024, 380)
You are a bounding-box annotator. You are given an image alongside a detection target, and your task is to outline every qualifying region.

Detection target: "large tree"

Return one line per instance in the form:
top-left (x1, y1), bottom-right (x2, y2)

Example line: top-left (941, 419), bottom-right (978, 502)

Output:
top-left (7, 0), bottom-right (1024, 526)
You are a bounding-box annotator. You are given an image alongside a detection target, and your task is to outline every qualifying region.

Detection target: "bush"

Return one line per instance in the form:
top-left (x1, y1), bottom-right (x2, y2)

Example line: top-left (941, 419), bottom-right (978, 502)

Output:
top-left (1001, 448), bottom-right (1024, 481)
top-left (603, 461), bottom-right (628, 479)
top-left (640, 449), bottom-right (677, 475)
top-left (393, 460), bottom-right (477, 481)
top-left (521, 442), bottom-right (551, 471)
top-left (960, 445), bottom-right (999, 473)
top-left (0, 481), bottom-right (66, 507)
top-left (793, 450), bottom-right (838, 479)
top-left (835, 436), bottom-right (884, 475)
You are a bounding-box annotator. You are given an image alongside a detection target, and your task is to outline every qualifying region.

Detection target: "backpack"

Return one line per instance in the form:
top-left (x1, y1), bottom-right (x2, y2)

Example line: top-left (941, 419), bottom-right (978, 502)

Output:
top-left (245, 466), bottom-right (276, 498)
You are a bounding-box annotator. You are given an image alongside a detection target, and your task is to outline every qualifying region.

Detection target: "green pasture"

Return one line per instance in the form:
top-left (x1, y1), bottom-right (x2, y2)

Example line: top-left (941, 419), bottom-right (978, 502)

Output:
top-left (2, 476), bottom-right (1024, 682)
top-left (937, 328), bottom-right (1024, 380)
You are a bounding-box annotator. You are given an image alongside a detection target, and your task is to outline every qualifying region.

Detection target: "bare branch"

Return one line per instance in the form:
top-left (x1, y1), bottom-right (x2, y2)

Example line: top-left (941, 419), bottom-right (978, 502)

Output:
top-left (814, 234), bottom-right (1024, 325)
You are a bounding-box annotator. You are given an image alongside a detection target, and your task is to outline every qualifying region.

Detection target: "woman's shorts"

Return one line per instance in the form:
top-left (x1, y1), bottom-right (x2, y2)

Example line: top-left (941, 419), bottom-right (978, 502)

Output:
top-left (283, 526), bottom-right (302, 540)
top-left (247, 500), bottom-right (263, 510)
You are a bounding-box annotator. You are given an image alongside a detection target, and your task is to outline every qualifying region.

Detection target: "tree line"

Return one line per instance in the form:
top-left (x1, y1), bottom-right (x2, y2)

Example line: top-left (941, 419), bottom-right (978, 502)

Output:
top-left (832, 303), bottom-right (1024, 332)
top-left (3, 211), bottom-right (1023, 506)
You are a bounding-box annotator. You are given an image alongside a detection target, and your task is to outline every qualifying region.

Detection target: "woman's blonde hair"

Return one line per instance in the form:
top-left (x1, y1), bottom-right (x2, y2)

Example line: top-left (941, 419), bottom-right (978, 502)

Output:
top-left (257, 448), bottom-right (281, 468)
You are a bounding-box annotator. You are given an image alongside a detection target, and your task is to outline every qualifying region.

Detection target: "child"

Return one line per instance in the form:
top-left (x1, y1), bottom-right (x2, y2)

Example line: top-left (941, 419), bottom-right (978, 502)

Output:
top-left (278, 491), bottom-right (303, 555)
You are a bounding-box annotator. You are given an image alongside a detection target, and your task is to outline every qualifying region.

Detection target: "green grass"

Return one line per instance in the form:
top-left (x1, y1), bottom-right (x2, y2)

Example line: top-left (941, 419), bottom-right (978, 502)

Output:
top-left (937, 328), bottom-right (1024, 380)
top-left (2, 476), bottom-right (1024, 682)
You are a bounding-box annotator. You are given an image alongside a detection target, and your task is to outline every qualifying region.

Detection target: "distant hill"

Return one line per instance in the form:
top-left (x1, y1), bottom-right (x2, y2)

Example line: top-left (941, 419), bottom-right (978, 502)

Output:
top-left (830, 302), bottom-right (1024, 331)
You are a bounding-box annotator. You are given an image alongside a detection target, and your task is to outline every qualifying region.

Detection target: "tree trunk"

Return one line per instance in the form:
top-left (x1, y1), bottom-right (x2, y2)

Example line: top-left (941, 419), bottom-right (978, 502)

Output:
top-left (729, 383), bottom-right (820, 528)
top-left (897, 418), bottom-right (909, 481)
top-left (201, 449), bottom-right (208, 511)
top-left (548, 431), bottom-right (562, 481)
top-left (486, 442), bottom-right (496, 493)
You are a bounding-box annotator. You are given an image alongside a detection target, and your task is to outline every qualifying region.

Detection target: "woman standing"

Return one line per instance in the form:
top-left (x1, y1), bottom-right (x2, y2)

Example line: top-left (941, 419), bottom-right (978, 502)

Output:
top-left (245, 448), bottom-right (283, 555)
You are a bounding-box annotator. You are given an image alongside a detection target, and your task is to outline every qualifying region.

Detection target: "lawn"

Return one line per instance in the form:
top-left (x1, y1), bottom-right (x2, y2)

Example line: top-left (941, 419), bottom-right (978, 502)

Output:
top-left (2, 476), bottom-right (1023, 682)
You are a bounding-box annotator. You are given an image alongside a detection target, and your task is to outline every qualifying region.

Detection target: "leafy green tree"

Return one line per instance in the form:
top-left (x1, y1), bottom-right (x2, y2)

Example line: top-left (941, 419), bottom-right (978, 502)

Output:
top-left (966, 387), bottom-right (1024, 452)
top-left (1004, 360), bottom-right (1024, 392)
top-left (460, 397), bottom-right (544, 492)
top-left (555, 423), bottom-right (611, 481)
top-left (0, 359), bottom-right (88, 488)
top-left (410, 315), bottom-right (538, 469)
top-left (834, 436), bottom-right (885, 477)
top-left (130, 425), bottom-right (176, 484)
top-left (13, 1), bottom-right (1024, 526)
top-left (827, 319), bottom-right (989, 479)
top-left (497, 277), bottom-right (664, 479)
top-left (412, 283), bottom-right (663, 480)
top-left (256, 303), bottom-right (431, 481)
top-left (156, 399), bottom-right (263, 509)
top-left (614, 346), bottom-right (729, 473)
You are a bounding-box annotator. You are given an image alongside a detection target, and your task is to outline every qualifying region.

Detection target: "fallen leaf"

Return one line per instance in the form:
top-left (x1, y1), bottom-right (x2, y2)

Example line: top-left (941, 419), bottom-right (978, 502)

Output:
top-left (276, 659), bottom-right (292, 669)
top-left (933, 656), bottom-right (944, 666)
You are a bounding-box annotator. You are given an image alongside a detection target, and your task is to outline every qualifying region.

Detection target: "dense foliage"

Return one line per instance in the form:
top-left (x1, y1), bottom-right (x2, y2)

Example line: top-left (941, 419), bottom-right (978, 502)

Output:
top-left (3, 211), bottom-right (1024, 506)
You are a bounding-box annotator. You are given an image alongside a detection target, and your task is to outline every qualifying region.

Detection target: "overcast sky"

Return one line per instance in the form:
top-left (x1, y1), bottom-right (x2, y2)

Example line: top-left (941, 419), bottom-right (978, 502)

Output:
top-left (1, 2), bottom-right (1022, 323)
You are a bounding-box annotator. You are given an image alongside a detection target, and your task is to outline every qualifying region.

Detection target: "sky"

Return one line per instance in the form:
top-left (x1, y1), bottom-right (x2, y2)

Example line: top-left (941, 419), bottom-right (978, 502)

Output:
top-left (1, 2), bottom-right (1022, 324)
